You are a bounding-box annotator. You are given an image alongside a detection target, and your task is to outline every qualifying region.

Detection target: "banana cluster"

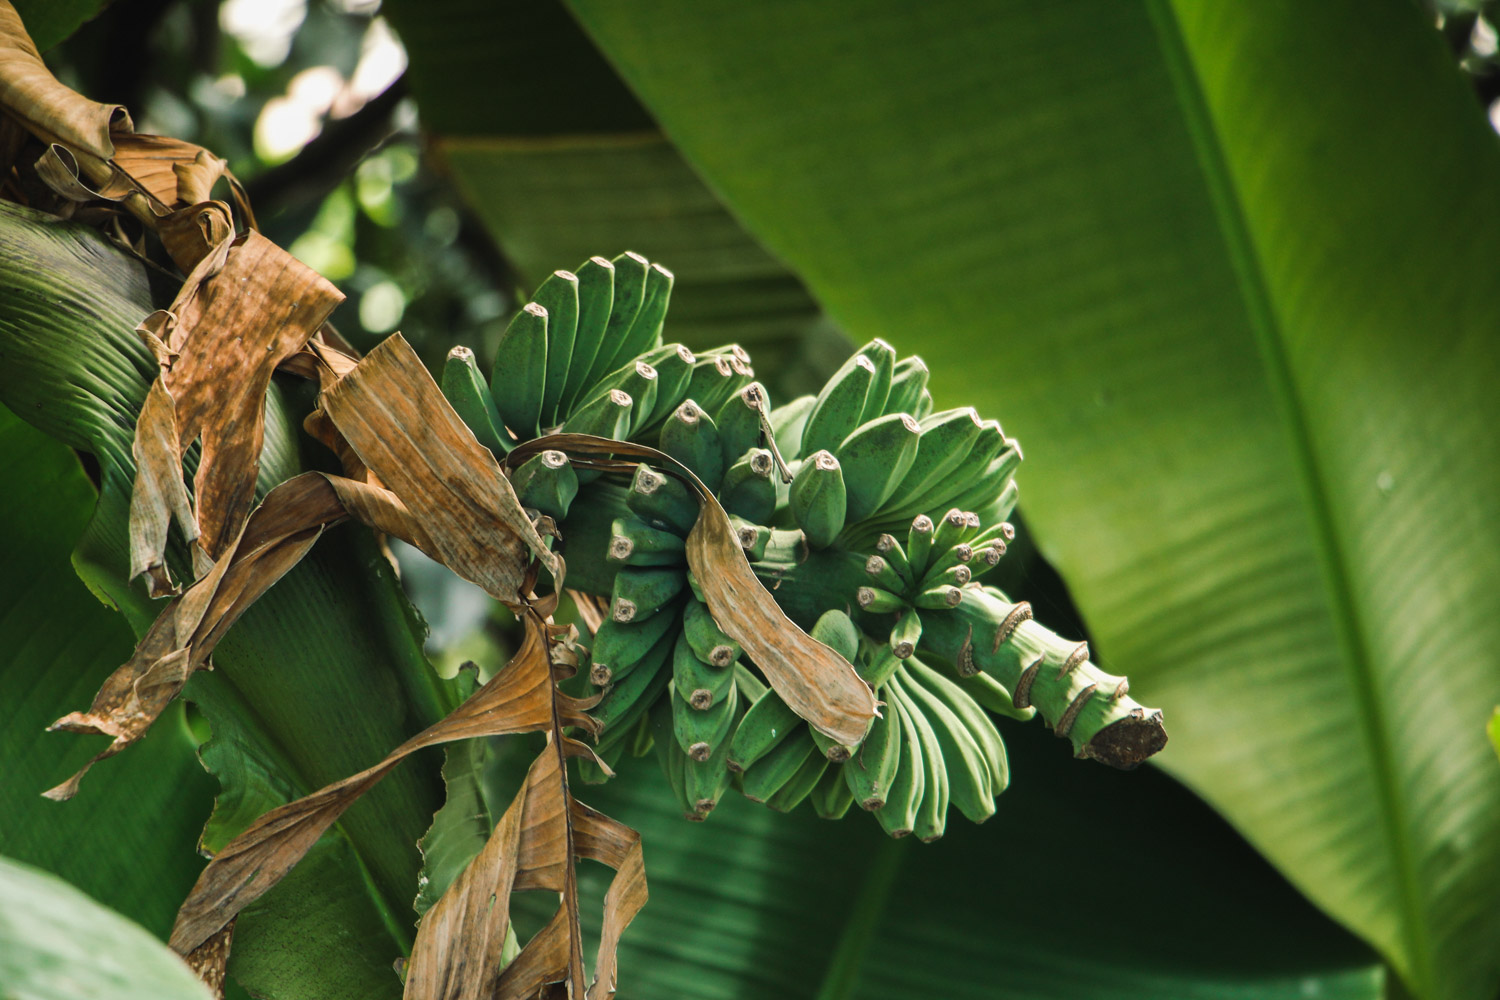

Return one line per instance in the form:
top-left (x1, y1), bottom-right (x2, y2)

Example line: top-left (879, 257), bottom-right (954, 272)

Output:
top-left (442, 252), bottom-right (1166, 838)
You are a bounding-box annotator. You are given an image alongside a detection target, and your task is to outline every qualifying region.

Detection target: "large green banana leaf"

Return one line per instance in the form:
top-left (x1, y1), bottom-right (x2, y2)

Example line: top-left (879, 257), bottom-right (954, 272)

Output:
top-left (391, 1), bottom-right (1500, 998)
top-left (0, 201), bottom-right (451, 1000)
top-left (0, 404), bottom-right (216, 939)
top-left (0, 854), bottom-right (212, 1000)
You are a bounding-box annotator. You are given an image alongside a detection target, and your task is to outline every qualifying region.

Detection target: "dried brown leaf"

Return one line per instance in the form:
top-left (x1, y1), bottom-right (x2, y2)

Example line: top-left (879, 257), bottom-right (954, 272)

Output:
top-left (511, 433), bottom-right (879, 746)
top-left (129, 230), bottom-right (343, 590)
top-left (167, 611), bottom-right (601, 955)
top-left (319, 334), bottom-right (558, 602)
top-left (0, 1), bottom-right (128, 161)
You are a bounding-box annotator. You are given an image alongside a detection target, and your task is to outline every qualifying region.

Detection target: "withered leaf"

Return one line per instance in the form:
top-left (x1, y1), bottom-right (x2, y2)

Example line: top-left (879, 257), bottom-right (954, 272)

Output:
top-left (129, 230), bottom-right (343, 591)
top-left (511, 433), bottom-right (879, 746)
top-left (319, 334), bottom-right (558, 602)
top-left (0, 0), bottom-right (127, 162)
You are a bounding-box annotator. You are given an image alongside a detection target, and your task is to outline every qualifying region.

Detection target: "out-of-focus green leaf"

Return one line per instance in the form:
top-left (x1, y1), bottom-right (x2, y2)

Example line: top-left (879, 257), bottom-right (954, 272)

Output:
top-left (10, 0), bottom-right (106, 51)
top-left (0, 404), bottom-right (215, 940)
top-left (539, 3), bottom-right (1500, 997)
top-left (382, 0), bottom-right (852, 398)
top-left (0, 854), bottom-right (212, 1000)
top-left (0, 200), bottom-right (446, 1000)
top-left (514, 717), bottom-right (1381, 1000)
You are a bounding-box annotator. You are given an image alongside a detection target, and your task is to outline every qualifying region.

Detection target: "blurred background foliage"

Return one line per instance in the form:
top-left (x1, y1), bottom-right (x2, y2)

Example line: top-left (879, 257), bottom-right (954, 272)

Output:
top-left (6, 1), bottom-right (1500, 998)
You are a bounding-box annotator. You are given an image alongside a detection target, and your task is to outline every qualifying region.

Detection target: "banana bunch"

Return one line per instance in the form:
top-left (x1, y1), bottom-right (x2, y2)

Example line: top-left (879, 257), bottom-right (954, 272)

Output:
top-left (444, 253), bottom-right (1166, 836)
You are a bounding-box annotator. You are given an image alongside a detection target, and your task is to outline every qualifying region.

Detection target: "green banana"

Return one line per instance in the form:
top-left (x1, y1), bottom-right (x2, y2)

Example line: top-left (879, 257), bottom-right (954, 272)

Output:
top-left (889, 606), bottom-right (922, 659)
top-left (788, 450), bottom-right (847, 549)
top-left (875, 533), bottom-right (912, 586)
top-left (671, 631), bottom-right (734, 710)
top-left (610, 566), bottom-right (688, 623)
top-left (489, 301), bottom-right (549, 439)
top-left (530, 269), bottom-right (580, 427)
top-left (727, 688), bottom-right (803, 773)
top-left (575, 739), bottom-right (625, 785)
top-left (575, 359), bottom-right (660, 436)
top-left (878, 407), bottom-right (984, 518)
top-left (810, 763), bottom-right (855, 820)
top-left (765, 749), bottom-right (830, 813)
top-left (741, 726), bottom-right (817, 803)
top-left (874, 691), bottom-right (924, 838)
top-left (843, 701), bottom-right (901, 810)
top-left (590, 622), bottom-right (677, 737)
top-left (650, 698), bottom-right (694, 819)
top-left (625, 463), bottom-right (699, 536)
top-left (673, 668), bottom-right (739, 761)
top-left (559, 255), bottom-right (615, 413)
top-left (716, 382), bottom-right (769, 467)
top-left (659, 400), bottom-right (726, 489)
top-left (914, 584), bottom-right (964, 610)
top-left (884, 355), bottom-right (930, 417)
top-left (734, 663), bottom-right (768, 702)
top-left (855, 338), bottom-right (897, 425)
top-left (624, 262), bottom-right (673, 356)
top-left (888, 674), bottom-right (948, 841)
top-left (730, 517), bottom-right (770, 561)
top-left (856, 586), bottom-right (904, 614)
top-left (585, 250), bottom-right (649, 388)
top-left (607, 515), bottom-right (686, 568)
top-left (904, 657), bottom-right (1010, 796)
top-left (588, 601), bottom-right (683, 687)
top-left (682, 350), bottom-right (754, 418)
top-left (637, 343), bottom-right (700, 431)
top-left (882, 419), bottom-right (1006, 521)
top-left (930, 508), bottom-right (972, 552)
top-left (769, 393), bottom-right (816, 460)
top-left (857, 643), bottom-right (905, 689)
top-left (718, 448), bottom-right (776, 524)
top-left (800, 352), bottom-right (878, 457)
top-left (906, 514), bottom-right (936, 579)
top-left (896, 659), bottom-right (996, 824)
top-left (926, 653), bottom-right (1036, 721)
top-left (836, 412), bottom-right (922, 523)
top-left (809, 608), bottom-right (860, 665)
top-left (683, 704), bottom-right (738, 819)
top-left (508, 448), bottom-right (579, 522)
top-left (559, 387), bottom-right (633, 443)
top-left (682, 596), bottom-right (742, 667)
top-left (940, 445), bottom-right (1023, 517)
top-left (864, 553), bottom-right (906, 594)
top-left (441, 345), bottom-right (510, 455)
top-left (811, 727), bottom-right (855, 763)
top-left (974, 479), bottom-right (1021, 528)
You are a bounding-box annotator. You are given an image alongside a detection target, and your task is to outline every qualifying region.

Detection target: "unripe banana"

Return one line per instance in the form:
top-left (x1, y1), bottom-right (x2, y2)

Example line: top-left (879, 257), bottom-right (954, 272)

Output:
top-left (441, 346), bottom-right (510, 456)
top-left (883, 420), bottom-right (1006, 521)
top-left (769, 393), bottom-right (816, 460)
top-left (864, 554), bottom-right (906, 594)
top-left (941, 445), bottom-right (1023, 519)
top-left (843, 701), bottom-right (901, 810)
top-left (789, 450), bottom-right (847, 549)
top-left (559, 387), bottom-right (633, 444)
top-left (607, 515), bottom-right (686, 568)
top-left (588, 600), bottom-right (684, 687)
top-left (874, 693), bottom-right (924, 838)
top-left (672, 661), bottom-right (739, 760)
top-left (659, 399), bottom-right (727, 489)
top-left (682, 349), bottom-right (754, 418)
top-left (559, 255), bottom-right (615, 413)
top-left (636, 343), bottom-right (699, 431)
top-left (671, 632), bottom-right (734, 710)
top-left (884, 356), bottom-right (930, 418)
top-left (530, 269), bottom-right (580, 427)
top-left (904, 657), bottom-right (1010, 796)
top-left (930, 508), bottom-right (972, 552)
top-left (800, 353), bottom-right (877, 457)
top-left (716, 381), bottom-right (770, 468)
top-left (855, 338), bottom-right (897, 425)
top-left (888, 675), bottom-right (948, 842)
top-left (810, 763), bottom-right (855, 820)
top-left (624, 261), bottom-right (673, 357)
top-left (489, 301), bottom-right (549, 439)
top-left (584, 251), bottom-right (649, 389)
top-left (683, 702), bottom-right (738, 819)
top-left (896, 660), bottom-right (996, 824)
top-left (682, 597), bottom-right (742, 666)
top-left (740, 725), bottom-right (816, 803)
top-left (610, 566), bottom-right (687, 624)
top-left (509, 448), bottom-right (579, 522)
top-left (810, 608), bottom-right (861, 665)
top-left (914, 584), bottom-right (964, 610)
top-left (879, 408), bottom-right (984, 518)
top-left (906, 515), bottom-right (936, 579)
top-left (727, 688), bottom-right (803, 773)
top-left (718, 448), bottom-right (776, 524)
top-left (973, 479), bottom-right (1021, 529)
top-left (811, 727), bottom-right (856, 762)
top-left (730, 517), bottom-right (770, 561)
top-left (625, 463), bottom-right (698, 536)
top-left (858, 644), bottom-right (904, 689)
top-left (733, 663), bottom-right (768, 702)
top-left (650, 698), bottom-right (695, 819)
top-left (856, 586), bottom-right (905, 614)
top-left (836, 411), bottom-right (922, 524)
top-left (765, 750), bottom-right (830, 813)
top-left (590, 622), bottom-right (677, 736)
top-left (874, 533), bottom-right (912, 586)
top-left (889, 606), bottom-right (923, 659)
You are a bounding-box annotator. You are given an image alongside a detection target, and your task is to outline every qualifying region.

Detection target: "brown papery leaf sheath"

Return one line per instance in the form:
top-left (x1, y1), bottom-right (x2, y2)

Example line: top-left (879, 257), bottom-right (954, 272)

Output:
top-left (509, 434), bottom-right (878, 746)
top-left (130, 231), bottom-right (343, 592)
top-left (0, 0), bottom-right (125, 160)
